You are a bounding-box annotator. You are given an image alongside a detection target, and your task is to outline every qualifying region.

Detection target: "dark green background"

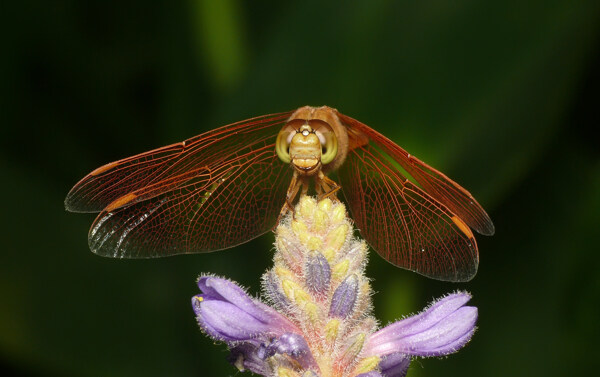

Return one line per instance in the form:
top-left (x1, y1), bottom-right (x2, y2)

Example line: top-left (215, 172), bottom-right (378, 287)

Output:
top-left (2, 1), bottom-right (599, 376)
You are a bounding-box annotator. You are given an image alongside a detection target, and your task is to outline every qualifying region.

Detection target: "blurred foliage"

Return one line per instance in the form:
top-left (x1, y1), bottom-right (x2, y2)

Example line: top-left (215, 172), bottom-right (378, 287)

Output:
top-left (1, 0), bottom-right (599, 376)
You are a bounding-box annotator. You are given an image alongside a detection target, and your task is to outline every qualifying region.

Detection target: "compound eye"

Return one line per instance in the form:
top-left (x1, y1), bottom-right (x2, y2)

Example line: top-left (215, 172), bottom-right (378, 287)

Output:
top-left (275, 124), bottom-right (295, 164)
top-left (313, 123), bottom-right (338, 165)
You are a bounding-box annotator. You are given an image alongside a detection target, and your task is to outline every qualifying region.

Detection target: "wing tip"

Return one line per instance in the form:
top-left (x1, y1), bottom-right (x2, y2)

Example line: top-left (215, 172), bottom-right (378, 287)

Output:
top-left (64, 196), bottom-right (97, 213)
top-left (65, 185), bottom-right (106, 213)
top-left (454, 268), bottom-right (478, 283)
top-left (64, 185), bottom-right (89, 213)
top-left (475, 219), bottom-right (495, 236)
top-left (64, 197), bottom-right (72, 212)
top-left (64, 193), bottom-right (82, 213)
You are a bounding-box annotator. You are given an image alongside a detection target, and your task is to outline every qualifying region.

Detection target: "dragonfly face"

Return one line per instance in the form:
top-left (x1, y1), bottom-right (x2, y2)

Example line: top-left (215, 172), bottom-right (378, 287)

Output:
top-left (275, 106), bottom-right (345, 177)
top-left (289, 124), bottom-right (324, 174)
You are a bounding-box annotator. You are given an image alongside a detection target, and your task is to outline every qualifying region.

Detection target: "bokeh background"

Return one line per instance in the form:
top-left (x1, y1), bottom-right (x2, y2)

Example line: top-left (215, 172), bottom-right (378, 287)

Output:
top-left (2, 0), bottom-right (599, 376)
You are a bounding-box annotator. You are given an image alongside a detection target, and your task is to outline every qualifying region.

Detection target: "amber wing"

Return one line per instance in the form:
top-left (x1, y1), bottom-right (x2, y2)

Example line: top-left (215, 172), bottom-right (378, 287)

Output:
top-left (65, 112), bottom-right (293, 258)
top-left (337, 112), bottom-right (493, 281)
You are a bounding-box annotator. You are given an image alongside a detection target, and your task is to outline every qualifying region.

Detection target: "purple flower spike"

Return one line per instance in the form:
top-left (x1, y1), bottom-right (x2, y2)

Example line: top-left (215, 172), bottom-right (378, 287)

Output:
top-left (192, 276), bottom-right (297, 342)
top-left (365, 292), bottom-right (477, 358)
top-left (191, 199), bottom-right (480, 376)
top-left (329, 274), bottom-right (358, 318)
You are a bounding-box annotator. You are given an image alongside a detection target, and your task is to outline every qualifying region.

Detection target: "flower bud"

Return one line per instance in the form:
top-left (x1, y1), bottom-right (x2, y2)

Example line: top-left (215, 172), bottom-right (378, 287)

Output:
top-left (338, 332), bottom-right (366, 368)
top-left (329, 274), bottom-right (358, 318)
top-left (354, 356), bottom-right (381, 375)
top-left (262, 271), bottom-right (289, 310)
top-left (331, 259), bottom-right (350, 280)
top-left (305, 251), bottom-right (331, 295)
top-left (325, 319), bottom-right (340, 343)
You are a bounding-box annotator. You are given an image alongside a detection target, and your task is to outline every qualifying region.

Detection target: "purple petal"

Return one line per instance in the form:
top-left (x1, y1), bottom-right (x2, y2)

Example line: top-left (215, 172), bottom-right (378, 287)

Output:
top-left (227, 333), bottom-right (319, 375)
top-left (379, 352), bottom-right (410, 377)
top-left (266, 333), bottom-right (318, 370)
top-left (197, 276), bottom-right (281, 324)
top-left (329, 274), bottom-right (358, 318)
top-left (365, 292), bottom-right (477, 357)
top-left (369, 293), bottom-right (471, 343)
top-left (193, 297), bottom-right (275, 341)
top-left (228, 343), bottom-right (270, 375)
top-left (192, 276), bottom-right (297, 342)
top-left (402, 311), bottom-right (476, 356)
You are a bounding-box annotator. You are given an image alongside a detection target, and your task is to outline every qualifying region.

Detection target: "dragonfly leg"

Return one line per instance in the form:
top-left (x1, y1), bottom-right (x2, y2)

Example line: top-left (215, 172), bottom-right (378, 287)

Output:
top-left (317, 171), bottom-right (341, 201)
top-left (278, 172), bottom-right (302, 223)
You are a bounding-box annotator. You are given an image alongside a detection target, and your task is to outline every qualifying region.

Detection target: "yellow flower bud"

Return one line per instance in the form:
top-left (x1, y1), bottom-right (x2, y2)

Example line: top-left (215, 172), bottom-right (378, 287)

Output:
top-left (340, 333), bottom-right (366, 366)
top-left (331, 203), bottom-right (346, 224)
top-left (276, 367), bottom-right (299, 377)
top-left (354, 356), bottom-right (381, 374)
top-left (307, 236), bottom-right (323, 250)
top-left (332, 259), bottom-right (350, 280)
top-left (299, 196), bottom-right (317, 218)
top-left (317, 198), bottom-right (332, 212)
top-left (325, 318), bottom-right (340, 343)
top-left (282, 279), bottom-right (310, 305)
top-left (326, 224), bottom-right (348, 252)
top-left (313, 209), bottom-right (327, 232)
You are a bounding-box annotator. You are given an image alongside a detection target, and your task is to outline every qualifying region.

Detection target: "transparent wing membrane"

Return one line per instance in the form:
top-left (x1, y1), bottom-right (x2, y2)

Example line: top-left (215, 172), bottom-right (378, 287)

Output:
top-left (66, 112), bottom-right (293, 258)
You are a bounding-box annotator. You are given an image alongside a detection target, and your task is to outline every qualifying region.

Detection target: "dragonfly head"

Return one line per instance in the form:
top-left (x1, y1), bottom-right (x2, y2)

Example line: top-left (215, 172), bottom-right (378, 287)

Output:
top-left (276, 121), bottom-right (338, 176)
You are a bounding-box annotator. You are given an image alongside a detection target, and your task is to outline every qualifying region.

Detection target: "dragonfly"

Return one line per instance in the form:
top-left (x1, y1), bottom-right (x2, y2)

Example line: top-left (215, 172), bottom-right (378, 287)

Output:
top-left (65, 106), bottom-right (494, 282)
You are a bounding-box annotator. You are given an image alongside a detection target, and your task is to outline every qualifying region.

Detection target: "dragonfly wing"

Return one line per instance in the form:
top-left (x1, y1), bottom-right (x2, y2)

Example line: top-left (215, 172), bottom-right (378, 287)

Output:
top-left (89, 147), bottom-right (292, 258)
top-left (66, 112), bottom-right (294, 258)
top-left (338, 139), bottom-right (479, 282)
top-left (337, 112), bottom-right (494, 236)
top-left (65, 112), bottom-right (293, 213)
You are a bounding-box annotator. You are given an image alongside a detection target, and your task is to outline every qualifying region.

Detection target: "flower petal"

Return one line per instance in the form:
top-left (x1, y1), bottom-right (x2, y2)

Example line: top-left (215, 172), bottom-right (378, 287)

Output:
top-left (396, 307), bottom-right (477, 356)
top-left (192, 276), bottom-right (297, 342)
top-left (265, 332), bottom-right (318, 370)
top-left (378, 352), bottom-right (410, 377)
top-left (194, 297), bottom-right (274, 341)
top-left (197, 276), bottom-right (283, 324)
top-left (228, 343), bottom-right (270, 375)
top-left (365, 292), bottom-right (477, 357)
